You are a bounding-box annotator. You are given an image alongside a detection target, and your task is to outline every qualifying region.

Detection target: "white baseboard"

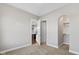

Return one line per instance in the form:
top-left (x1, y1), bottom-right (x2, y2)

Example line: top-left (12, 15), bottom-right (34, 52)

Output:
top-left (0, 44), bottom-right (31, 54)
top-left (69, 50), bottom-right (79, 55)
top-left (47, 43), bottom-right (58, 48)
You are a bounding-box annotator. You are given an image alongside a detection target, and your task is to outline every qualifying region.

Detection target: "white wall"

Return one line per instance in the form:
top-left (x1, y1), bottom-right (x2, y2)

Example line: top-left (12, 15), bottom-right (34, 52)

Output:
top-left (0, 4), bottom-right (37, 52)
top-left (69, 15), bottom-right (79, 54)
top-left (41, 4), bottom-right (79, 54)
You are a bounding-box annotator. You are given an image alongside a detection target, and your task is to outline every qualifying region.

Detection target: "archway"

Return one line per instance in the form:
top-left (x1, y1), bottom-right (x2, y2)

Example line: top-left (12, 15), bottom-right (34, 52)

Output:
top-left (58, 15), bottom-right (70, 48)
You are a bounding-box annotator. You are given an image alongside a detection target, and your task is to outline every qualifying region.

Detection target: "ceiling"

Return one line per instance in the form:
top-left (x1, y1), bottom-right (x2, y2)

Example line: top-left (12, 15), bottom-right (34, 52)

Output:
top-left (8, 3), bottom-right (68, 16)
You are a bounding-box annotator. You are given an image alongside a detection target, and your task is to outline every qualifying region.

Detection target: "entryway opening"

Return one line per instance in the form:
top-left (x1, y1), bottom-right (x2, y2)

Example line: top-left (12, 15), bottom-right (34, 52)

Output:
top-left (40, 20), bottom-right (47, 45)
top-left (31, 19), bottom-right (47, 46)
top-left (32, 21), bottom-right (37, 44)
top-left (58, 15), bottom-right (70, 50)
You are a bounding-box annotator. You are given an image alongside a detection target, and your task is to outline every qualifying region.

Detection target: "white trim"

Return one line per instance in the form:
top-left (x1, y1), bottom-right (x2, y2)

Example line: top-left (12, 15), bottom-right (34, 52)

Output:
top-left (47, 43), bottom-right (58, 48)
top-left (63, 42), bottom-right (69, 45)
top-left (0, 44), bottom-right (31, 54)
top-left (69, 50), bottom-right (79, 55)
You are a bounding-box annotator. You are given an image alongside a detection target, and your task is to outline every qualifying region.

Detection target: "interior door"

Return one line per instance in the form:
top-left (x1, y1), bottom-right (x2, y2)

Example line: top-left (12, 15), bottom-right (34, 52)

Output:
top-left (36, 20), bottom-right (41, 45)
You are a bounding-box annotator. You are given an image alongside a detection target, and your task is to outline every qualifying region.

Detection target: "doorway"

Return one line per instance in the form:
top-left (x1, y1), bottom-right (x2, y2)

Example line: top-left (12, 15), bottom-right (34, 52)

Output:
top-left (32, 21), bottom-right (37, 44)
top-left (31, 19), bottom-right (47, 45)
top-left (41, 20), bottom-right (47, 45)
top-left (58, 15), bottom-right (70, 47)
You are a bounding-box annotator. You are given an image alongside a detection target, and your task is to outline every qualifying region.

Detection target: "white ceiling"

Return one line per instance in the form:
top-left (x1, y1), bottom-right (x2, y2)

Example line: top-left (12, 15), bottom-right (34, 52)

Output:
top-left (8, 3), bottom-right (68, 16)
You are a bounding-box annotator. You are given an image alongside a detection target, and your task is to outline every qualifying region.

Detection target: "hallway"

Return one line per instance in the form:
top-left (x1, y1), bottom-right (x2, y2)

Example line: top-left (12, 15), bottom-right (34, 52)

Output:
top-left (4, 44), bottom-right (73, 55)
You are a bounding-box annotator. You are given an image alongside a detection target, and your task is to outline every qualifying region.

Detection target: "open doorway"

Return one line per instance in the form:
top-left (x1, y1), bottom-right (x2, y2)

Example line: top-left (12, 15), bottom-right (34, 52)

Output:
top-left (40, 20), bottom-right (47, 45)
top-left (58, 15), bottom-right (70, 49)
top-left (32, 20), bottom-right (37, 44)
top-left (31, 19), bottom-right (42, 46)
top-left (31, 19), bottom-right (47, 45)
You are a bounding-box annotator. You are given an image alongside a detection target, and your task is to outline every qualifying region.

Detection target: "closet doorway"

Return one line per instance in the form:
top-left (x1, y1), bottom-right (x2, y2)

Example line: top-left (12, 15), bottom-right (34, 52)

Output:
top-left (41, 20), bottom-right (47, 45)
top-left (58, 15), bottom-right (70, 47)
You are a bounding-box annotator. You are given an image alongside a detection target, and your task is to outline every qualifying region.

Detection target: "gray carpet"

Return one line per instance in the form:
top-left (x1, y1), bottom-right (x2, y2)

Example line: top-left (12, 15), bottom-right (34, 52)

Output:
top-left (4, 44), bottom-right (74, 55)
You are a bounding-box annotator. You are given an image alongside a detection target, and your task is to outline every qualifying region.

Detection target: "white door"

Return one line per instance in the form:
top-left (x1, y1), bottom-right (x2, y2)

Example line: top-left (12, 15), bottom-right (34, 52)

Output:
top-left (36, 20), bottom-right (41, 45)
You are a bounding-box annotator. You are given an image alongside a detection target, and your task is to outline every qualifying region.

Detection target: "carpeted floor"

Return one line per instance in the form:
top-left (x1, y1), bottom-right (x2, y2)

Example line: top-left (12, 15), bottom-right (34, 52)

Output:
top-left (4, 44), bottom-right (74, 55)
